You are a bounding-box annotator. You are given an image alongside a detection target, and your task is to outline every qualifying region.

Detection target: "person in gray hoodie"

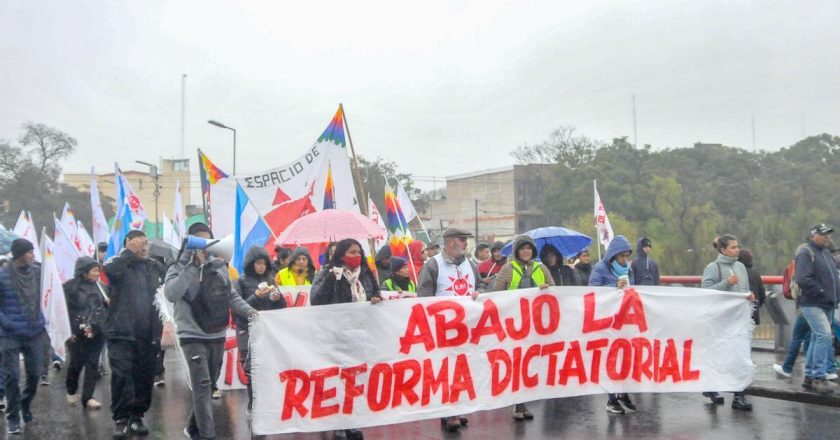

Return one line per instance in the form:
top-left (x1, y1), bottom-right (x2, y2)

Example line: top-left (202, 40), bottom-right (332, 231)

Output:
top-left (164, 223), bottom-right (257, 440)
top-left (630, 237), bottom-right (660, 286)
top-left (700, 234), bottom-right (756, 410)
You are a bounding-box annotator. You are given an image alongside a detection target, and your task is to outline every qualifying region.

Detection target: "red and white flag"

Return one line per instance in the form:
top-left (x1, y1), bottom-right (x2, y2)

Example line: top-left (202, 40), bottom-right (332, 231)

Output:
top-left (367, 196), bottom-right (388, 253)
top-left (594, 180), bottom-right (614, 249)
top-left (90, 167), bottom-right (110, 244)
top-left (60, 202), bottom-right (83, 254)
top-left (40, 234), bottom-right (73, 361)
top-left (53, 217), bottom-right (81, 283)
top-left (76, 221), bottom-right (96, 257)
top-left (12, 211), bottom-right (42, 262)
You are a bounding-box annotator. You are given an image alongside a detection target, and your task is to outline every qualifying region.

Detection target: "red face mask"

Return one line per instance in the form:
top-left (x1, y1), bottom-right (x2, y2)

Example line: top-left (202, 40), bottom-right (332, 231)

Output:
top-left (343, 255), bottom-right (362, 269)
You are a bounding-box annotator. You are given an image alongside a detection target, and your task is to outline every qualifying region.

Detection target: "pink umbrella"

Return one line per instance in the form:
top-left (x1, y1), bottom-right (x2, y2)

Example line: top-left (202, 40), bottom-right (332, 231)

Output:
top-left (274, 209), bottom-right (386, 246)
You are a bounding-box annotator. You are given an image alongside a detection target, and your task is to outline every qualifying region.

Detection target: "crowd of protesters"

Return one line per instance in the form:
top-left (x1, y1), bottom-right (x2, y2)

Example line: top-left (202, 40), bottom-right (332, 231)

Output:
top-left (0, 219), bottom-right (837, 438)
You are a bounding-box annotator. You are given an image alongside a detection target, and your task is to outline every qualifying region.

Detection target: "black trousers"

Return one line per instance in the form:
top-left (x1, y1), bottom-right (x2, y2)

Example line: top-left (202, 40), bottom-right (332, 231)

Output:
top-left (66, 335), bottom-right (105, 405)
top-left (1, 333), bottom-right (45, 423)
top-left (108, 338), bottom-right (159, 421)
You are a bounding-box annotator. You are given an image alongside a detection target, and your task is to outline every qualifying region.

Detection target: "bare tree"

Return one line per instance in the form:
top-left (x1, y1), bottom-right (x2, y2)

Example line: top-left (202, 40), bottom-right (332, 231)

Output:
top-left (19, 122), bottom-right (77, 174)
top-left (510, 126), bottom-right (600, 169)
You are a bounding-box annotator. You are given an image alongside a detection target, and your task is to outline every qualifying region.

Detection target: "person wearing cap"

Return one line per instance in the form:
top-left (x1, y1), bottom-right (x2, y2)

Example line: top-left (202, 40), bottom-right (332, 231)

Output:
top-left (165, 222), bottom-right (258, 440)
top-left (795, 224), bottom-right (840, 395)
top-left (63, 256), bottom-right (108, 410)
top-left (0, 239), bottom-right (46, 434)
top-left (380, 256), bottom-right (416, 295)
top-left (417, 227), bottom-right (479, 432)
top-left (630, 237), bottom-right (660, 286)
top-left (424, 243), bottom-right (440, 260)
top-left (103, 229), bottom-right (166, 438)
top-left (478, 241), bottom-right (507, 291)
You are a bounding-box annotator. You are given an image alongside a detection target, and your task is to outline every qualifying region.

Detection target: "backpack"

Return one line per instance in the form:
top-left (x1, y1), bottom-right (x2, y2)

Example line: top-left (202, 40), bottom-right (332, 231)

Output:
top-left (782, 244), bottom-right (815, 300)
top-left (186, 260), bottom-right (232, 333)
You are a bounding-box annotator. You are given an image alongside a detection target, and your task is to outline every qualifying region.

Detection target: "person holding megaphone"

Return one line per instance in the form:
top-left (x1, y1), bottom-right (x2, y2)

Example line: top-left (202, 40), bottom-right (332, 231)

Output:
top-left (164, 222), bottom-right (258, 440)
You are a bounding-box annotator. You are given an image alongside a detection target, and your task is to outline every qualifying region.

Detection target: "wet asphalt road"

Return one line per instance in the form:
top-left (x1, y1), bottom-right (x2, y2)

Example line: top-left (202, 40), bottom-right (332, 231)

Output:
top-left (2, 353), bottom-right (838, 440)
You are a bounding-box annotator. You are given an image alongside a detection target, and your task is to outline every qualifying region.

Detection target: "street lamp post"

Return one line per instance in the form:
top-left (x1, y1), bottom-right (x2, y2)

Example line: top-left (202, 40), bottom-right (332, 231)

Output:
top-left (207, 120), bottom-right (237, 174)
top-left (136, 160), bottom-right (160, 239)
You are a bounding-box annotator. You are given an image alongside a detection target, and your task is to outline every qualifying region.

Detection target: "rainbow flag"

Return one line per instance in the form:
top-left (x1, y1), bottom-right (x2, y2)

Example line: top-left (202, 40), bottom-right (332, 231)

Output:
top-left (198, 149), bottom-right (229, 227)
top-left (384, 183), bottom-right (411, 259)
top-left (323, 162), bottom-right (336, 210)
top-left (317, 106), bottom-right (346, 148)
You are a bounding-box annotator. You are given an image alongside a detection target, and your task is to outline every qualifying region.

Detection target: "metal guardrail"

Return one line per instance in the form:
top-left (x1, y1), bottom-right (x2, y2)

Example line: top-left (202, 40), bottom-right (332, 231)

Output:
top-left (660, 275), bottom-right (790, 349)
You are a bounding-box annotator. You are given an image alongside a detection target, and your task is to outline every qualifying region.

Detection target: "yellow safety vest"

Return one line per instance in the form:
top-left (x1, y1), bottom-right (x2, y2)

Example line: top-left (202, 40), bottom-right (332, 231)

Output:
top-left (383, 278), bottom-right (416, 292)
top-left (508, 261), bottom-right (545, 290)
top-left (276, 268), bottom-right (311, 287)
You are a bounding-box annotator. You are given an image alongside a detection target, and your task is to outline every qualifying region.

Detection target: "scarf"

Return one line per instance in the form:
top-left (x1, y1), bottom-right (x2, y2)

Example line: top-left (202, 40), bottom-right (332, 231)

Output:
top-left (11, 265), bottom-right (39, 320)
top-left (389, 274), bottom-right (412, 291)
top-left (342, 266), bottom-right (367, 302)
top-left (292, 269), bottom-right (309, 286)
top-left (610, 260), bottom-right (630, 278)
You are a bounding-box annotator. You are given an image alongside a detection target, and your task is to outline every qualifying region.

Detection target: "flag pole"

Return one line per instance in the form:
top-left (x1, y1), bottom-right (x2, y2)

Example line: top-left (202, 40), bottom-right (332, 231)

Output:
top-left (197, 149), bottom-right (210, 225)
top-left (391, 179), bottom-right (419, 283)
top-left (341, 103), bottom-right (379, 268)
top-left (340, 103), bottom-right (370, 216)
top-left (594, 179), bottom-right (602, 261)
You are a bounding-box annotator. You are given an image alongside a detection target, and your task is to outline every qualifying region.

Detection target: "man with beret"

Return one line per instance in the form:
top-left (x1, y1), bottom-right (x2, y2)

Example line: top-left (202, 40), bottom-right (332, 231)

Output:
top-left (417, 227), bottom-right (479, 432)
top-left (0, 239), bottom-right (46, 434)
top-left (795, 224), bottom-right (840, 395)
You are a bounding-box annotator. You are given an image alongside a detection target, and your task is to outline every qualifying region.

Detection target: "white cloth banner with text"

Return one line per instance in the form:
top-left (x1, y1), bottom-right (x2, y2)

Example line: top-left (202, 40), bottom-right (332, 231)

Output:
top-left (250, 286), bottom-right (753, 434)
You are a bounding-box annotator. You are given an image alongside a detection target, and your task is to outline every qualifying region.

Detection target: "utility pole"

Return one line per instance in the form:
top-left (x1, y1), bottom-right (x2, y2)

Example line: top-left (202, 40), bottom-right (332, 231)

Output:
top-left (632, 94), bottom-right (638, 147)
top-left (474, 199), bottom-right (479, 243)
top-left (752, 116), bottom-right (756, 152)
top-left (180, 74), bottom-right (187, 158)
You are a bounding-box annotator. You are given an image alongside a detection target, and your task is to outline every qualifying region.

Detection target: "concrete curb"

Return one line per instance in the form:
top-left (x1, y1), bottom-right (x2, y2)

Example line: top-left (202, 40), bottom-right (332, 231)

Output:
top-left (745, 382), bottom-right (840, 407)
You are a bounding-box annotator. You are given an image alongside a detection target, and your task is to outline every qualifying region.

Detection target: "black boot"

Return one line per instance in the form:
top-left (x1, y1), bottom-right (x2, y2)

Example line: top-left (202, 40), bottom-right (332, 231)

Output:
top-left (702, 392), bottom-right (724, 404)
top-left (731, 394), bottom-right (752, 411)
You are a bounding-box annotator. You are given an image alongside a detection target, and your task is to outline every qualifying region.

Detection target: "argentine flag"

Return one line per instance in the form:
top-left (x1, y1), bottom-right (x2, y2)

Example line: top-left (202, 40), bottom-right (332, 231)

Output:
top-left (234, 183), bottom-right (272, 273)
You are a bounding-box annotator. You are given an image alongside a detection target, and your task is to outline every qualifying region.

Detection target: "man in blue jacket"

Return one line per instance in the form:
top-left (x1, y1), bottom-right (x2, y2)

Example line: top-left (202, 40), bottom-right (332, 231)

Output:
top-left (795, 224), bottom-right (840, 395)
top-left (631, 237), bottom-right (660, 286)
top-left (0, 239), bottom-right (46, 434)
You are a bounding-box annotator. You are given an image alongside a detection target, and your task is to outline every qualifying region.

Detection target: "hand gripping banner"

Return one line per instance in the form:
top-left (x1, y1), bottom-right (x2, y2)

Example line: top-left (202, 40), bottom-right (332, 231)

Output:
top-left (250, 286), bottom-right (753, 434)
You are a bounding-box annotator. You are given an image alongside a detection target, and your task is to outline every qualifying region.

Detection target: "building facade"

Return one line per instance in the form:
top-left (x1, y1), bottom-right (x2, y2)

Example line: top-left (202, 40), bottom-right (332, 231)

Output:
top-left (63, 158), bottom-right (195, 223)
top-left (425, 164), bottom-right (557, 243)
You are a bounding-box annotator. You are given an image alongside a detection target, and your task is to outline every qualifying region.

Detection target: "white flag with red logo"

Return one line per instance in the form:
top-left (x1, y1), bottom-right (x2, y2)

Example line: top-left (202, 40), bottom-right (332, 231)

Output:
top-left (594, 180), bottom-right (614, 249)
top-left (12, 211), bottom-right (42, 262)
top-left (90, 167), bottom-right (110, 244)
top-left (53, 217), bottom-right (81, 283)
top-left (76, 221), bottom-right (96, 257)
top-left (367, 196), bottom-right (388, 253)
top-left (60, 203), bottom-right (83, 253)
top-left (39, 234), bottom-right (72, 361)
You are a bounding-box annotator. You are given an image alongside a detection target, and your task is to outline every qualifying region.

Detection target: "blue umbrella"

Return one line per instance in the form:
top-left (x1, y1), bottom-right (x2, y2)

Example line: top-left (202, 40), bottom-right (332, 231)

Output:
top-left (500, 227), bottom-right (593, 259)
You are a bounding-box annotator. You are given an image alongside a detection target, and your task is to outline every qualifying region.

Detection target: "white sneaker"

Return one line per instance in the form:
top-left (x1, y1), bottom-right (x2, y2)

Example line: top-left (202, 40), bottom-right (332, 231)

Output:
top-left (85, 399), bottom-right (102, 410)
top-left (67, 393), bottom-right (80, 405)
top-left (212, 389), bottom-right (222, 400)
top-left (826, 373), bottom-right (839, 380)
top-left (773, 364), bottom-right (792, 378)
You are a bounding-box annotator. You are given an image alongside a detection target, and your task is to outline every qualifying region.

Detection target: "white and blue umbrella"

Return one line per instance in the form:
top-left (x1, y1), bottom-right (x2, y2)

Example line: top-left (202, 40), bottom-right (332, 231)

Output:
top-left (500, 226), bottom-right (593, 258)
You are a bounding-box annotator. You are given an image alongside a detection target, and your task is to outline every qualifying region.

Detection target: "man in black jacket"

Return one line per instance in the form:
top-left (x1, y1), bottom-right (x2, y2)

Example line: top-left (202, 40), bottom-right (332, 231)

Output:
top-left (795, 224), bottom-right (840, 395)
top-left (103, 230), bottom-right (165, 438)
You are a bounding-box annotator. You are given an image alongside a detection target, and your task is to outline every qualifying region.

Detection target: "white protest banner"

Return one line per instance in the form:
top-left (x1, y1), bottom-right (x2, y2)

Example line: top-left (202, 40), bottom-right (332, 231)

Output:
top-left (209, 107), bottom-right (359, 240)
top-left (250, 286), bottom-right (753, 434)
top-left (216, 285), bottom-right (313, 391)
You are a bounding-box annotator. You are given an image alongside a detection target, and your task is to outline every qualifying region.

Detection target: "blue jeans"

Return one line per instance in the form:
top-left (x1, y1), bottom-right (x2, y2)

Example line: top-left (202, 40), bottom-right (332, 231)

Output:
top-left (801, 306), bottom-right (834, 378)
top-left (781, 312), bottom-right (811, 373)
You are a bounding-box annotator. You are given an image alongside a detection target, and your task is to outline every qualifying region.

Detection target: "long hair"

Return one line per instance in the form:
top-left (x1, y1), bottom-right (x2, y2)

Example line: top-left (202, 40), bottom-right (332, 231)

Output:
top-left (329, 238), bottom-right (367, 268)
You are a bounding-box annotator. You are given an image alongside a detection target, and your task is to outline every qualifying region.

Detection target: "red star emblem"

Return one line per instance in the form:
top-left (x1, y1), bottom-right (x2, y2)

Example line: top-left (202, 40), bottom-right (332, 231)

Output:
top-left (445, 273), bottom-right (473, 296)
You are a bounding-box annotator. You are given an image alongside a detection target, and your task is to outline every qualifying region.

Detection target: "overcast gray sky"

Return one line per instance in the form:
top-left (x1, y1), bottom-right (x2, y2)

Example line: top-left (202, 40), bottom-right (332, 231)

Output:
top-left (2, 0), bottom-right (838, 190)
